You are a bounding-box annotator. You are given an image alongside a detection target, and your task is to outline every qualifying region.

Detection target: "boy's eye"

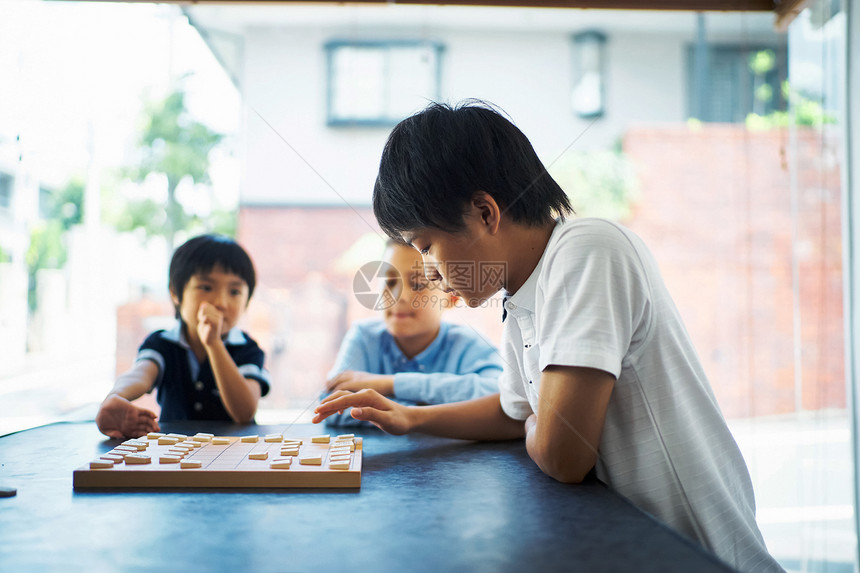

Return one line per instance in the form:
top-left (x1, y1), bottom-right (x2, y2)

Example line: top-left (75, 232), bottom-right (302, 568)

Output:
top-left (230, 289), bottom-right (242, 296)
top-left (416, 245), bottom-right (430, 255)
top-left (197, 284), bottom-right (212, 292)
top-left (384, 278), bottom-right (398, 289)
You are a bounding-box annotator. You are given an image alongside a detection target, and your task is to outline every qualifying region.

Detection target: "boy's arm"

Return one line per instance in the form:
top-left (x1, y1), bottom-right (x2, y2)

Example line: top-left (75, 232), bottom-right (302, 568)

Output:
top-left (95, 360), bottom-right (160, 439)
top-left (313, 390), bottom-right (525, 441)
top-left (525, 365), bottom-right (615, 484)
top-left (392, 364), bottom-right (501, 404)
top-left (205, 339), bottom-right (262, 424)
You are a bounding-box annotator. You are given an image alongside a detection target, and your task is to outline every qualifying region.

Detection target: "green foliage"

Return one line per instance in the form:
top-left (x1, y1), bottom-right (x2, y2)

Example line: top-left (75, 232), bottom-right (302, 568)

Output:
top-left (25, 220), bottom-right (67, 310)
top-left (748, 49), bottom-right (775, 76)
top-left (124, 83), bottom-right (226, 248)
top-left (746, 81), bottom-right (837, 130)
top-left (549, 151), bottom-right (639, 222)
top-left (48, 178), bottom-right (85, 230)
top-left (24, 178), bottom-right (86, 310)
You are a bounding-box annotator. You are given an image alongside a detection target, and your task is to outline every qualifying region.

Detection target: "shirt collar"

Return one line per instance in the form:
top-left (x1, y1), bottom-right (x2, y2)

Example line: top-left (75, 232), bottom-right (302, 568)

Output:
top-left (162, 319), bottom-right (246, 347)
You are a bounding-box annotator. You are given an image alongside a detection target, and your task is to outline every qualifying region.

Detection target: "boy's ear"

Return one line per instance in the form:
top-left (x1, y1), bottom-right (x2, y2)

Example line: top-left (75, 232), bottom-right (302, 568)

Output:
top-left (471, 191), bottom-right (502, 235)
top-left (169, 288), bottom-right (180, 307)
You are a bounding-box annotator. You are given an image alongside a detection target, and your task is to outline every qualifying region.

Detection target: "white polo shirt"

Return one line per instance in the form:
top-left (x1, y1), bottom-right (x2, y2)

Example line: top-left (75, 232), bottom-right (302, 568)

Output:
top-left (499, 218), bottom-right (783, 573)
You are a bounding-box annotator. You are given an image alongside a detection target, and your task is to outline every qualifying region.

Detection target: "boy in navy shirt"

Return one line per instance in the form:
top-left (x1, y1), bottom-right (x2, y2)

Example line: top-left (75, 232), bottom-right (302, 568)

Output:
top-left (96, 234), bottom-right (270, 439)
top-left (322, 241), bottom-right (502, 426)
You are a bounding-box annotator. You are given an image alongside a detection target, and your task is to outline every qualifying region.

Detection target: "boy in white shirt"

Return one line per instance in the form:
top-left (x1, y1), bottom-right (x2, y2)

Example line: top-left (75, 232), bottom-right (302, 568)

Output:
top-left (313, 100), bottom-right (783, 573)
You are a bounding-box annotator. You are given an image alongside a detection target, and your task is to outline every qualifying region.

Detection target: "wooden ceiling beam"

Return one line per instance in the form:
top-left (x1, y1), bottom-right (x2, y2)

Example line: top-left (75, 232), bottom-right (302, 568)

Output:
top-left (99, 0), bottom-right (776, 11)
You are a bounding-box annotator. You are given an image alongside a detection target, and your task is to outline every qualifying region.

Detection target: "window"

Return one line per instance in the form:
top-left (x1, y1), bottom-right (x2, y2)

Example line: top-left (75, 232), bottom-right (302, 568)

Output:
top-left (325, 41), bottom-right (443, 126)
top-left (686, 44), bottom-right (787, 122)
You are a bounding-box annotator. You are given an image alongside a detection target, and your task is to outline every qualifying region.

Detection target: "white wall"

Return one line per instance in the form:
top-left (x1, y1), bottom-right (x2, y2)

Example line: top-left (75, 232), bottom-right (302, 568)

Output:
top-left (232, 9), bottom-right (770, 206)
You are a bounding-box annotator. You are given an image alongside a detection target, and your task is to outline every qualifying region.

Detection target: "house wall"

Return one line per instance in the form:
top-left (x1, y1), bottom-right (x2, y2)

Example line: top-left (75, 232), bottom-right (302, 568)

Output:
top-left (240, 20), bottom-right (699, 206)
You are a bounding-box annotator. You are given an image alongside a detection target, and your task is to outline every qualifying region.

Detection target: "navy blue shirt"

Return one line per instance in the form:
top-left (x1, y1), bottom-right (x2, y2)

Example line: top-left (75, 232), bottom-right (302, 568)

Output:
top-left (137, 321), bottom-right (270, 422)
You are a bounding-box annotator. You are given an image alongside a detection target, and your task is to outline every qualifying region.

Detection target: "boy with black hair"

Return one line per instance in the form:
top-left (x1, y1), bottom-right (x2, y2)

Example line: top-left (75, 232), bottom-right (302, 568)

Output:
top-left (96, 234), bottom-right (270, 439)
top-left (314, 101), bottom-right (782, 572)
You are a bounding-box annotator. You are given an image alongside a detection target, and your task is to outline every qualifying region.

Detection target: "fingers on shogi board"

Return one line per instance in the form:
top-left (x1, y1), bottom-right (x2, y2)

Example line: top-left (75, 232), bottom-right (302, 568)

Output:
top-left (73, 433), bottom-right (361, 489)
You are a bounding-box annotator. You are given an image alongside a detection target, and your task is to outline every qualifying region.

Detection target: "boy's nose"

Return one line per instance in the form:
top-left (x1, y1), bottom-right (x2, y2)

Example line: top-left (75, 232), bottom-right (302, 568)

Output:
top-left (213, 290), bottom-right (228, 309)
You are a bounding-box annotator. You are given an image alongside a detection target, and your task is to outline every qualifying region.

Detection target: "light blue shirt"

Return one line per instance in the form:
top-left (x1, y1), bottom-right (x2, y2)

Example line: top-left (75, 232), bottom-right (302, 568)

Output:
top-left (323, 319), bottom-right (503, 427)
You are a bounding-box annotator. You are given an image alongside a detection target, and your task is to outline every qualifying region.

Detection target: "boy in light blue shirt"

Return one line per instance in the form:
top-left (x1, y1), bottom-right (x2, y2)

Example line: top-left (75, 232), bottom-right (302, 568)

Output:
top-left (322, 242), bottom-right (502, 427)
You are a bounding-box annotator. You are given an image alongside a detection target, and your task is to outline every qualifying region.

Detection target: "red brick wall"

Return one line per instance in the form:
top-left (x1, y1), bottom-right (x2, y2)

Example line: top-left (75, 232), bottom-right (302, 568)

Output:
top-left (622, 125), bottom-right (844, 418)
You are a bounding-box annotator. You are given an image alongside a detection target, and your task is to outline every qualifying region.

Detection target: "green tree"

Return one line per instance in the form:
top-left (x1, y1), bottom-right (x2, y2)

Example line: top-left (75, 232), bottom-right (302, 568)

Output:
top-left (123, 85), bottom-right (225, 249)
top-left (25, 178), bottom-right (84, 310)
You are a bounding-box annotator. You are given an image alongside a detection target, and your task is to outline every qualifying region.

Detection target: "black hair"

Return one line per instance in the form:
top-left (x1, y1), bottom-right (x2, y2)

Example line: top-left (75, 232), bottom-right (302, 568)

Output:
top-left (373, 99), bottom-right (573, 241)
top-left (168, 234), bottom-right (256, 318)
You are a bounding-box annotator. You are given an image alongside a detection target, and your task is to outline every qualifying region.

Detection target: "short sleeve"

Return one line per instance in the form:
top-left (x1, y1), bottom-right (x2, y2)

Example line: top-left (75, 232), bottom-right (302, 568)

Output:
top-left (232, 334), bottom-right (271, 397)
top-left (136, 331), bottom-right (168, 389)
top-left (537, 221), bottom-right (650, 377)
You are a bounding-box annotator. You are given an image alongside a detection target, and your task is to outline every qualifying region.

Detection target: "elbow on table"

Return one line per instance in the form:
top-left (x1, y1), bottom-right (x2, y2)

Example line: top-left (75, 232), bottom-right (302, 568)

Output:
top-left (539, 456), bottom-right (594, 484)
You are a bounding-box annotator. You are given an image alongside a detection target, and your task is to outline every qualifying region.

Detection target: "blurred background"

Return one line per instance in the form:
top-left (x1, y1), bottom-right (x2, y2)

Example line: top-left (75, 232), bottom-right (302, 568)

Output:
top-left (0, 1), bottom-right (853, 570)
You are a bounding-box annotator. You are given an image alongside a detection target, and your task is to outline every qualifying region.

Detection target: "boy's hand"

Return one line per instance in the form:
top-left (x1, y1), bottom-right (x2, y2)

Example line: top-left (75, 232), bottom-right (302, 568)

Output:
top-left (325, 371), bottom-right (395, 396)
top-left (197, 302), bottom-right (224, 348)
top-left (312, 389), bottom-right (412, 434)
top-left (95, 394), bottom-right (159, 439)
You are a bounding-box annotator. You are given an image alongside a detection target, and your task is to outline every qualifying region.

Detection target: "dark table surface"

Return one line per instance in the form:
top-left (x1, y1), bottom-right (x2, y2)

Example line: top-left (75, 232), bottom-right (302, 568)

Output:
top-left (0, 421), bottom-right (734, 572)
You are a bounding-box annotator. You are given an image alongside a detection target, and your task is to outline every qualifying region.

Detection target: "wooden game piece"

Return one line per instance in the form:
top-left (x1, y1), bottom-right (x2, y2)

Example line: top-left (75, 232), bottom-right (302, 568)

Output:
top-left (332, 442), bottom-right (355, 452)
top-left (211, 437), bottom-right (231, 445)
top-left (147, 432), bottom-right (165, 439)
top-left (329, 459), bottom-right (350, 470)
top-left (124, 454), bottom-right (151, 465)
top-left (299, 454), bottom-right (322, 466)
top-left (167, 448), bottom-right (188, 456)
top-left (113, 445), bottom-right (138, 453)
top-left (190, 436), bottom-right (211, 443)
top-left (99, 454), bottom-right (124, 463)
top-left (159, 455), bottom-right (182, 464)
top-left (166, 433), bottom-right (187, 440)
top-left (108, 450), bottom-right (131, 458)
top-left (330, 453), bottom-right (351, 461)
top-left (89, 460), bottom-right (114, 469)
top-left (263, 434), bottom-right (282, 443)
top-left (335, 434), bottom-right (354, 440)
top-left (240, 435), bottom-right (259, 443)
top-left (283, 438), bottom-right (302, 444)
top-left (280, 448), bottom-right (299, 457)
top-left (311, 435), bottom-right (330, 444)
top-left (330, 447), bottom-right (351, 456)
top-left (180, 459), bottom-right (202, 469)
top-left (196, 433), bottom-right (214, 438)
top-left (269, 458), bottom-right (292, 469)
top-left (158, 437), bottom-right (180, 446)
top-left (248, 451), bottom-right (269, 460)
top-left (122, 440), bottom-right (148, 451)
top-left (181, 440), bottom-right (201, 448)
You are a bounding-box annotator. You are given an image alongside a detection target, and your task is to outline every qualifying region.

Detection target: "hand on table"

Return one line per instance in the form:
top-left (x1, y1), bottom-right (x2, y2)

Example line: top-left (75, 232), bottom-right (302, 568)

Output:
top-left (313, 389), bottom-right (411, 435)
top-left (95, 395), bottom-right (159, 439)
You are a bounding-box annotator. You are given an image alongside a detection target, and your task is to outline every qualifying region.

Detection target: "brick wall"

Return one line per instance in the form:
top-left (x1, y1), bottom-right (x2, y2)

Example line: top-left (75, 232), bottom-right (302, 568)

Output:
top-left (622, 124), bottom-right (844, 418)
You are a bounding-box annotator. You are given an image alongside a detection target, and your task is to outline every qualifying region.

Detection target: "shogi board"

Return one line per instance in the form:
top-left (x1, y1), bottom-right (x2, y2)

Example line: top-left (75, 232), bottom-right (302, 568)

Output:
top-left (73, 435), bottom-right (362, 489)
